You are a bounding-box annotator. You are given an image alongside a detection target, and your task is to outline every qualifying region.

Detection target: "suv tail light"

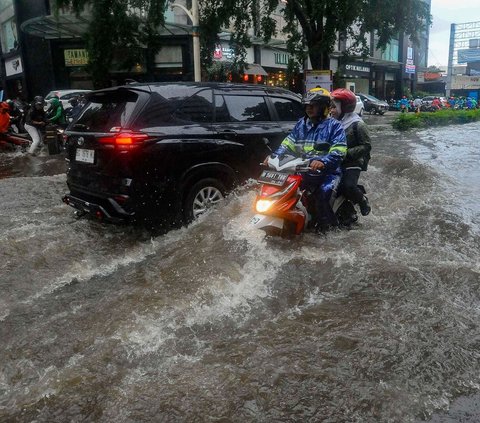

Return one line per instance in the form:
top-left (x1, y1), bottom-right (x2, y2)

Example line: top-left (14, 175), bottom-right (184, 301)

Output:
top-left (98, 131), bottom-right (151, 149)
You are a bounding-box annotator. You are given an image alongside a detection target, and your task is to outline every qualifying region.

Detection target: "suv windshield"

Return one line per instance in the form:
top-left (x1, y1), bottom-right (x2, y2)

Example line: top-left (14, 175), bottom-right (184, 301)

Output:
top-left (73, 89), bottom-right (140, 132)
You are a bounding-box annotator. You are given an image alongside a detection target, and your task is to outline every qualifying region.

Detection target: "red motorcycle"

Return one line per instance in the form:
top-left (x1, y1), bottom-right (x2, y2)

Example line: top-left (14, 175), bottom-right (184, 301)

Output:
top-left (251, 154), bottom-right (363, 237)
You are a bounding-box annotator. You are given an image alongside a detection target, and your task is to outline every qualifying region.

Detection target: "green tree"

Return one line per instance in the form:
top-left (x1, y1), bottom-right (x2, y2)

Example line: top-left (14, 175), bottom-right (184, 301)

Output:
top-left (53, 0), bottom-right (167, 88)
top-left (199, 0), bottom-right (279, 74)
top-left (200, 0), bottom-right (432, 71)
top-left (426, 65), bottom-right (443, 73)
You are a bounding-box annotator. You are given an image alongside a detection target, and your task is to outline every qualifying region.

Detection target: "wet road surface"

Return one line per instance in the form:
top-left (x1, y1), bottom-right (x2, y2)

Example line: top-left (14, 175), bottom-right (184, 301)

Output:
top-left (1, 115), bottom-right (479, 422)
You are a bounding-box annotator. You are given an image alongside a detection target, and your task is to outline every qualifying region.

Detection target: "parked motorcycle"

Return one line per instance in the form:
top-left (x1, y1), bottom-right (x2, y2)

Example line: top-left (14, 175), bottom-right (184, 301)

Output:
top-left (251, 154), bottom-right (365, 237)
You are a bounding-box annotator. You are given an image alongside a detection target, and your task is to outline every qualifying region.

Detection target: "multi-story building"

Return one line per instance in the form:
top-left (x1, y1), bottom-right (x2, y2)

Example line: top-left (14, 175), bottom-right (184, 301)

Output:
top-left (446, 20), bottom-right (480, 99)
top-left (333, 0), bottom-right (431, 99)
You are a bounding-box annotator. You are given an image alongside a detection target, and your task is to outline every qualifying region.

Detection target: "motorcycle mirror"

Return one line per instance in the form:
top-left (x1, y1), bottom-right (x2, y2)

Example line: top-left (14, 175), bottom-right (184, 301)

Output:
top-left (262, 137), bottom-right (272, 152)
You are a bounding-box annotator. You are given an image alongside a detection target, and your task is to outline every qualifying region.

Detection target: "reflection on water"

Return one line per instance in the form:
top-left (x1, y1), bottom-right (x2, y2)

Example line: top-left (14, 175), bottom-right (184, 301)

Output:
top-left (0, 122), bottom-right (479, 422)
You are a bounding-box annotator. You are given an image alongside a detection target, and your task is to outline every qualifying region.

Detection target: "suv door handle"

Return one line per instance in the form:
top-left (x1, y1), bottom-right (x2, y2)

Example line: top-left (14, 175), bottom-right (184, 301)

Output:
top-left (218, 129), bottom-right (237, 137)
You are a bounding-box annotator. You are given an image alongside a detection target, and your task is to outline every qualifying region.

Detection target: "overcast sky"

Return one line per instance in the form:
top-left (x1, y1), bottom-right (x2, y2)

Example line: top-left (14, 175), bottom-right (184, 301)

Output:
top-left (428, 0), bottom-right (479, 67)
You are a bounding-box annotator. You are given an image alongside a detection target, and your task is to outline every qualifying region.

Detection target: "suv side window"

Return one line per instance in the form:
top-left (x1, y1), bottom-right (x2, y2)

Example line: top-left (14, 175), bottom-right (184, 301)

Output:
top-left (214, 95), bottom-right (231, 122)
top-left (174, 89), bottom-right (213, 123)
top-left (135, 92), bottom-right (176, 128)
top-left (271, 97), bottom-right (304, 121)
top-left (223, 95), bottom-right (271, 122)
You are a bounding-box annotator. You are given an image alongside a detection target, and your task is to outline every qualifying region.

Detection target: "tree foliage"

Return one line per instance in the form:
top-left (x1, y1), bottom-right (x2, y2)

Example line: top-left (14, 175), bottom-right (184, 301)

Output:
top-left (201, 0), bottom-right (432, 71)
top-left (53, 0), bottom-right (167, 88)
top-left (199, 0), bottom-right (278, 73)
top-left (53, 0), bottom-right (432, 87)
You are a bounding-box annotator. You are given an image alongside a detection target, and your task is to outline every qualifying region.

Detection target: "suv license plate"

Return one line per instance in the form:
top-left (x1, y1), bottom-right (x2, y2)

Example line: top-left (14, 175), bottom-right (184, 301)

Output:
top-left (258, 170), bottom-right (288, 186)
top-left (76, 148), bottom-right (95, 164)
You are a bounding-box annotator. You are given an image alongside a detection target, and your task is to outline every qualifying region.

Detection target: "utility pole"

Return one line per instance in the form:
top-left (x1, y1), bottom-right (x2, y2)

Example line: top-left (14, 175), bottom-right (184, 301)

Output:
top-left (171, 0), bottom-right (201, 82)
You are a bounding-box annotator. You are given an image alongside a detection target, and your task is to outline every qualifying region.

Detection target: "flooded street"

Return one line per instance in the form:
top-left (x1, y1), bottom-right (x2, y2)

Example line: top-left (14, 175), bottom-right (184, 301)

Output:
top-left (1, 117), bottom-right (479, 422)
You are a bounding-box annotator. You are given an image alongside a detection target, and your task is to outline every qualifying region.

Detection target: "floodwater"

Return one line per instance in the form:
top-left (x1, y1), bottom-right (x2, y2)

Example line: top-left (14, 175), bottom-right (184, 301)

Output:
top-left (0, 118), bottom-right (479, 422)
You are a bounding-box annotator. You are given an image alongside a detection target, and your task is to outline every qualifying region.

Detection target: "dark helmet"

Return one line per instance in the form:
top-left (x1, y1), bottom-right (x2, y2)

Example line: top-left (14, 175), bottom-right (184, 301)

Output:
top-left (69, 96), bottom-right (79, 107)
top-left (331, 88), bottom-right (357, 114)
top-left (302, 87), bottom-right (331, 119)
top-left (33, 95), bottom-right (44, 105)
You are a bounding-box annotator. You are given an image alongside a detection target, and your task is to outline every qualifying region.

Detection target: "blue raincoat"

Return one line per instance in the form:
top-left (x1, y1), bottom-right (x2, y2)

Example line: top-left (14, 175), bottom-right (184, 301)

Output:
top-left (274, 116), bottom-right (347, 227)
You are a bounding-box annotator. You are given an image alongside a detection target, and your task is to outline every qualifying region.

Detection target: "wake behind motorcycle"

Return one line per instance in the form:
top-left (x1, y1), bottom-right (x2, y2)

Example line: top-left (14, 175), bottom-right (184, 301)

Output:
top-left (251, 154), bottom-right (365, 237)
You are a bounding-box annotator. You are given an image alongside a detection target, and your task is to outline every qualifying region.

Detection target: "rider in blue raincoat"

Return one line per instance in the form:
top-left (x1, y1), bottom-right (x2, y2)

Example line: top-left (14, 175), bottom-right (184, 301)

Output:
top-left (265, 87), bottom-right (347, 232)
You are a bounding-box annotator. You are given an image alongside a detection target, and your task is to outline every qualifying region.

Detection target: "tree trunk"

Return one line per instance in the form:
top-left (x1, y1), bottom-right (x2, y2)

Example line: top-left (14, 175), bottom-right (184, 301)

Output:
top-left (307, 37), bottom-right (331, 70)
top-left (308, 51), bottom-right (331, 70)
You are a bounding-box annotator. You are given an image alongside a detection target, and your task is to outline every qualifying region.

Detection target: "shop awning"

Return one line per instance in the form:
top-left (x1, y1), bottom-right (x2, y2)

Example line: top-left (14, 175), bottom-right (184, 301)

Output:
top-left (244, 64), bottom-right (268, 76)
top-left (21, 14), bottom-right (194, 39)
top-left (20, 14), bottom-right (91, 39)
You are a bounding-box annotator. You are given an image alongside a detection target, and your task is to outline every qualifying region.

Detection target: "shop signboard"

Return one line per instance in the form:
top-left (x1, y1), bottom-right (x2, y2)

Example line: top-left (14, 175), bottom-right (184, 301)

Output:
top-left (407, 47), bottom-right (413, 60)
top-left (213, 44), bottom-right (235, 61)
top-left (405, 58), bottom-right (415, 74)
top-left (450, 75), bottom-right (480, 89)
top-left (5, 56), bottom-right (22, 76)
top-left (64, 49), bottom-right (89, 67)
top-left (405, 64), bottom-right (416, 74)
top-left (304, 70), bottom-right (332, 93)
top-left (344, 63), bottom-right (370, 74)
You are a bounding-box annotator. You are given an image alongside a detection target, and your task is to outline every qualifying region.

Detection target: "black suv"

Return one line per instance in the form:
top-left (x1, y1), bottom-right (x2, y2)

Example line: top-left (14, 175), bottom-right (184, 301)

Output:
top-left (62, 82), bottom-right (304, 225)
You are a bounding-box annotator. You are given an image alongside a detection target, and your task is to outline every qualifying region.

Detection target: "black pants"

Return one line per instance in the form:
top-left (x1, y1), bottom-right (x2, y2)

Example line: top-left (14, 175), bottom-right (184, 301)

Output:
top-left (342, 168), bottom-right (364, 204)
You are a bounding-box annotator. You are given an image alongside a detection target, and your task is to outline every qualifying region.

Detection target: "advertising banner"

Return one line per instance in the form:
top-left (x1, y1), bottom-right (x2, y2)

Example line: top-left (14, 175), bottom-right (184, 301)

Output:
top-left (450, 75), bottom-right (480, 89)
top-left (64, 49), bottom-right (89, 67)
top-left (5, 56), bottom-right (22, 76)
top-left (304, 70), bottom-right (332, 93)
top-left (457, 49), bottom-right (480, 64)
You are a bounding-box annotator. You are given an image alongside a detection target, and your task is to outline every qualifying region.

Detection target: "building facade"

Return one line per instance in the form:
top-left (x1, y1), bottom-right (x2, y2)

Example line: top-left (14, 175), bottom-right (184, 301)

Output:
top-left (0, 0), bottom-right (431, 101)
top-left (446, 20), bottom-right (480, 99)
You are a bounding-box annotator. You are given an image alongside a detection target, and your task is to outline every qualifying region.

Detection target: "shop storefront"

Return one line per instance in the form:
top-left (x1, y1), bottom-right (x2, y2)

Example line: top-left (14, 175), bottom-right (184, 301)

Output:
top-left (450, 75), bottom-right (480, 99)
top-left (261, 49), bottom-right (289, 88)
top-left (261, 48), bottom-right (301, 92)
top-left (337, 62), bottom-right (371, 94)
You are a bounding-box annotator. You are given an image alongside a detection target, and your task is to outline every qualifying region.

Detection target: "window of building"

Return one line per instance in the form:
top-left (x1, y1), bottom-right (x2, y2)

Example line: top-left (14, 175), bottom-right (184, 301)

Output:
top-left (1, 17), bottom-right (18, 53)
top-left (381, 39), bottom-right (399, 62)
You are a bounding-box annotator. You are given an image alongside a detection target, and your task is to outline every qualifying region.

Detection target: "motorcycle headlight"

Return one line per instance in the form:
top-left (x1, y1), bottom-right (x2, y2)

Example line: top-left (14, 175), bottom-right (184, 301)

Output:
top-left (256, 199), bottom-right (274, 213)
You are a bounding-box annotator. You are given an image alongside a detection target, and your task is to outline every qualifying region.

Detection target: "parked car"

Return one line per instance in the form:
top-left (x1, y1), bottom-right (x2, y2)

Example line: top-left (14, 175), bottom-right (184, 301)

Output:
top-left (357, 93), bottom-right (389, 115)
top-left (62, 82), bottom-right (305, 226)
top-left (45, 89), bottom-right (91, 109)
top-left (354, 95), bottom-right (364, 116)
top-left (421, 96), bottom-right (435, 107)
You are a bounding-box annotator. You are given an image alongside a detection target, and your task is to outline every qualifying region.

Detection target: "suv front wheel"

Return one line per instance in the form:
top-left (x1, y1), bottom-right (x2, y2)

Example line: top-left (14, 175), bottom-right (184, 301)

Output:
top-left (183, 178), bottom-right (225, 223)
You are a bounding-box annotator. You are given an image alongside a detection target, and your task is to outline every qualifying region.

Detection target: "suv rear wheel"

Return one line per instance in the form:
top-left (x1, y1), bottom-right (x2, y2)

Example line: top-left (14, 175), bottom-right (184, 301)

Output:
top-left (183, 178), bottom-right (225, 223)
